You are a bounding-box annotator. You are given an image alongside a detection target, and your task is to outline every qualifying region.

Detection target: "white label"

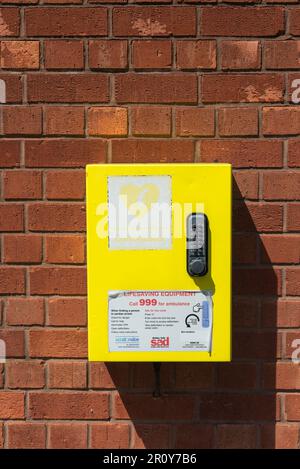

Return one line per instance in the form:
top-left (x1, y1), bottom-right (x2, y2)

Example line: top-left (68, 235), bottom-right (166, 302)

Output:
top-left (108, 291), bottom-right (213, 352)
top-left (108, 176), bottom-right (172, 250)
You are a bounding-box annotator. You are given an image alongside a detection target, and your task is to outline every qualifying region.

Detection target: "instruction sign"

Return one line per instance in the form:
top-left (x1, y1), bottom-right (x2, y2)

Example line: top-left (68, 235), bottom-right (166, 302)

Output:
top-left (108, 291), bottom-right (213, 352)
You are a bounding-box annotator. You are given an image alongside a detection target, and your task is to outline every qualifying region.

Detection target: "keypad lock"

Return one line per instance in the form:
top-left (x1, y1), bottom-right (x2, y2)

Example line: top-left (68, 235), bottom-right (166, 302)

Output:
top-left (186, 213), bottom-right (208, 277)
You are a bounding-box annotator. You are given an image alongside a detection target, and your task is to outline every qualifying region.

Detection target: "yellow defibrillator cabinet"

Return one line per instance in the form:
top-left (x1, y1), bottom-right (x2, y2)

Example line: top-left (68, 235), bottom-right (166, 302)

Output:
top-left (87, 163), bottom-right (231, 362)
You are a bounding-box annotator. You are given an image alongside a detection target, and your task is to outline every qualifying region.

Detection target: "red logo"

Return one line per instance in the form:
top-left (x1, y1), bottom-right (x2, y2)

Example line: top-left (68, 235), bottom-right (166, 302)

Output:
top-left (151, 337), bottom-right (170, 348)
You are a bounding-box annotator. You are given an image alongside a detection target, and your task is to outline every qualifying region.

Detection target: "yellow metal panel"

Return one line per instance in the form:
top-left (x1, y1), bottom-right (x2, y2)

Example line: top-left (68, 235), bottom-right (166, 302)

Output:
top-left (87, 163), bottom-right (231, 362)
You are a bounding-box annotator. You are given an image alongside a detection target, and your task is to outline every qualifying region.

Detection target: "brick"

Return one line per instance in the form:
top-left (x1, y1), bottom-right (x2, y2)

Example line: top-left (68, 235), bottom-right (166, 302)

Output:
top-left (263, 172), bottom-right (300, 200)
top-left (0, 8), bottom-right (20, 36)
top-left (234, 202), bottom-right (283, 232)
top-left (174, 424), bottom-right (213, 450)
top-left (89, 40), bottom-right (127, 70)
top-left (1, 41), bottom-right (39, 69)
top-left (132, 40), bottom-right (171, 69)
top-left (90, 423), bottom-right (130, 449)
top-left (286, 331), bottom-right (300, 358)
top-left (0, 74), bottom-right (22, 102)
top-left (233, 298), bottom-right (258, 328)
top-left (261, 299), bottom-right (300, 328)
top-left (48, 361), bottom-right (86, 389)
top-left (6, 360), bottom-right (45, 389)
top-left (200, 140), bottom-right (282, 168)
top-left (1, 0), bottom-right (38, 3)
top-left (290, 8), bottom-right (300, 36)
top-left (131, 106), bottom-right (171, 137)
top-left (233, 233), bottom-right (257, 264)
top-left (25, 7), bottom-right (107, 36)
top-left (216, 363), bottom-right (257, 390)
top-left (25, 139), bottom-right (106, 168)
top-left (133, 363), bottom-right (174, 389)
top-left (0, 392), bottom-right (24, 418)
top-left (6, 298), bottom-right (44, 326)
top-left (46, 170), bottom-right (85, 200)
top-left (3, 234), bottom-right (42, 263)
top-left (115, 73), bottom-right (197, 104)
top-left (29, 267), bottom-right (86, 295)
top-left (200, 393), bottom-right (277, 421)
top-left (200, 6), bottom-right (284, 37)
top-left (44, 0), bottom-right (83, 3)
top-left (7, 423), bottom-right (45, 449)
top-left (3, 170), bottom-right (42, 199)
top-left (285, 395), bottom-right (300, 421)
top-left (45, 235), bottom-right (85, 264)
top-left (234, 330), bottom-right (281, 359)
top-left (48, 423), bottom-right (87, 449)
top-left (175, 363), bottom-right (213, 389)
top-left (216, 425), bottom-right (256, 449)
top-left (88, 107), bottom-right (127, 137)
top-left (132, 425), bottom-right (170, 449)
top-left (113, 393), bottom-right (196, 420)
top-left (263, 362), bottom-right (300, 390)
top-left (111, 139), bottom-right (194, 163)
top-left (28, 203), bottom-right (85, 232)
top-left (287, 203), bottom-right (300, 231)
top-left (233, 268), bottom-right (281, 295)
top-left (202, 74), bottom-right (284, 103)
top-left (44, 40), bottom-right (84, 69)
top-left (89, 362), bottom-right (130, 389)
top-left (221, 41), bottom-right (260, 70)
top-left (263, 107), bottom-right (300, 135)
top-left (260, 235), bottom-right (300, 264)
top-left (233, 171), bottom-right (259, 199)
top-left (289, 140), bottom-right (300, 168)
top-left (44, 106), bottom-right (85, 136)
top-left (0, 267), bottom-right (25, 294)
top-left (29, 329), bottom-right (87, 358)
top-left (286, 269), bottom-right (300, 295)
top-left (288, 74), bottom-right (300, 104)
top-left (48, 298), bottom-right (86, 326)
top-left (113, 7), bottom-right (196, 37)
top-left (176, 40), bottom-right (216, 70)
top-left (265, 41), bottom-right (300, 69)
top-left (29, 392), bottom-right (108, 419)
top-left (0, 329), bottom-right (24, 357)
top-left (3, 106), bottom-right (42, 136)
top-left (0, 423), bottom-right (3, 448)
top-left (0, 141), bottom-right (20, 168)
top-left (219, 108), bottom-right (258, 137)
top-left (261, 423), bottom-right (300, 449)
top-left (176, 107), bottom-right (214, 137)
top-left (27, 74), bottom-right (109, 103)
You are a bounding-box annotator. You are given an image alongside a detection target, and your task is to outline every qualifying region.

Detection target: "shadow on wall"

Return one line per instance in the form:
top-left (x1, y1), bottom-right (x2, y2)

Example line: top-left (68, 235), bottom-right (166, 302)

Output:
top-left (103, 178), bottom-right (279, 449)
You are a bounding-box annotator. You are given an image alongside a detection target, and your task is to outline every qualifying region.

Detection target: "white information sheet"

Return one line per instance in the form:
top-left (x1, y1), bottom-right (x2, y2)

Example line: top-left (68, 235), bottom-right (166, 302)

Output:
top-left (108, 291), bottom-right (213, 352)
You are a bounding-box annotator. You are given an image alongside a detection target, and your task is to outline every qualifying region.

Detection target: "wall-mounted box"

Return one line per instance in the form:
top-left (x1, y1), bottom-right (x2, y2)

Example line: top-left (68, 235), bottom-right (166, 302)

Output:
top-left (87, 163), bottom-right (231, 362)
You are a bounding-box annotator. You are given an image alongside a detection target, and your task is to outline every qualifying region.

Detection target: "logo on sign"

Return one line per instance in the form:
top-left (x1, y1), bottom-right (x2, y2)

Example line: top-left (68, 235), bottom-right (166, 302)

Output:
top-left (151, 337), bottom-right (170, 348)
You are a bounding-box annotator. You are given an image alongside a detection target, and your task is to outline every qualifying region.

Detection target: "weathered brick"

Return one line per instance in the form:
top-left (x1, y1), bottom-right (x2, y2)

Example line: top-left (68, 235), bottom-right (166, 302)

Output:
top-left (290, 8), bottom-right (300, 36)
top-left (29, 329), bottom-right (87, 358)
top-left (0, 392), bottom-right (24, 418)
top-left (263, 107), bottom-right (300, 135)
top-left (1, 41), bottom-right (39, 69)
top-left (176, 107), bottom-right (214, 137)
top-left (27, 74), bottom-right (109, 103)
top-left (45, 170), bottom-right (85, 200)
top-left (287, 203), bottom-right (300, 231)
top-left (44, 40), bottom-right (84, 69)
top-left (3, 170), bottom-right (42, 199)
top-left (48, 361), bottom-right (86, 389)
top-left (177, 40), bottom-right (216, 70)
top-left (265, 41), bottom-right (300, 69)
top-left (28, 203), bottom-right (85, 232)
top-left (289, 140), bottom-right (300, 167)
top-left (29, 267), bottom-right (86, 295)
top-left (25, 139), bottom-right (106, 168)
top-left (263, 172), bottom-right (300, 200)
top-left (48, 423), bottom-right (87, 449)
top-left (7, 423), bottom-right (45, 449)
top-left (286, 269), bottom-right (300, 295)
top-left (0, 141), bottom-right (20, 168)
top-left (89, 40), bottom-right (127, 69)
top-left (175, 424), bottom-right (213, 450)
top-left (260, 235), bottom-right (300, 264)
top-left (261, 423), bottom-right (300, 450)
top-left (216, 425), bottom-right (256, 449)
top-left (25, 7), bottom-right (107, 36)
top-left (233, 171), bottom-right (259, 200)
top-left (219, 108), bottom-right (258, 137)
top-left (113, 7), bottom-right (196, 37)
top-left (115, 73), bottom-right (197, 103)
top-left (132, 40), bottom-right (172, 69)
top-left (221, 41), bottom-right (260, 70)
top-left (0, 267), bottom-right (25, 294)
top-left (261, 299), bottom-right (300, 328)
top-left (3, 234), bottom-right (42, 263)
top-left (0, 74), bottom-right (22, 102)
top-left (90, 423), bottom-right (130, 449)
top-left (234, 202), bottom-right (283, 232)
top-left (201, 6), bottom-right (284, 37)
top-left (0, 8), bottom-right (20, 36)
top-left (6, 360), bottom-right (45, 389)
top-left (202, 74), bottom-right (284, 103)
top-left (89, 362), bottom-right (130, 389)
top-left (6, 297), bottom-right (44, 326)
top-left (131, 106), bottom-right (171, 137)
top-left (29, 392), bottom-right (108, 419)
top-left (45, 235), bottom-right (85, 264)
top-left (111, 139), bottom-right (194, 163)
top-left (44, 106), bottom-right (85, 136)
top-left (0, 329), bottom-right (25, 357)
top-left (47, 298), bottom-right (86, 326)
top-left (88, 107), bottom-right (128, 137)
top-left (3, 106), bottom-right (42, 136)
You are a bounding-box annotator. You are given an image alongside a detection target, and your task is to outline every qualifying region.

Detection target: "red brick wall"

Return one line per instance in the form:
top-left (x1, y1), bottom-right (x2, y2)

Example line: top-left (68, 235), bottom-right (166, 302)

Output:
top-left (0, 1), bottom-right (300, 450)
